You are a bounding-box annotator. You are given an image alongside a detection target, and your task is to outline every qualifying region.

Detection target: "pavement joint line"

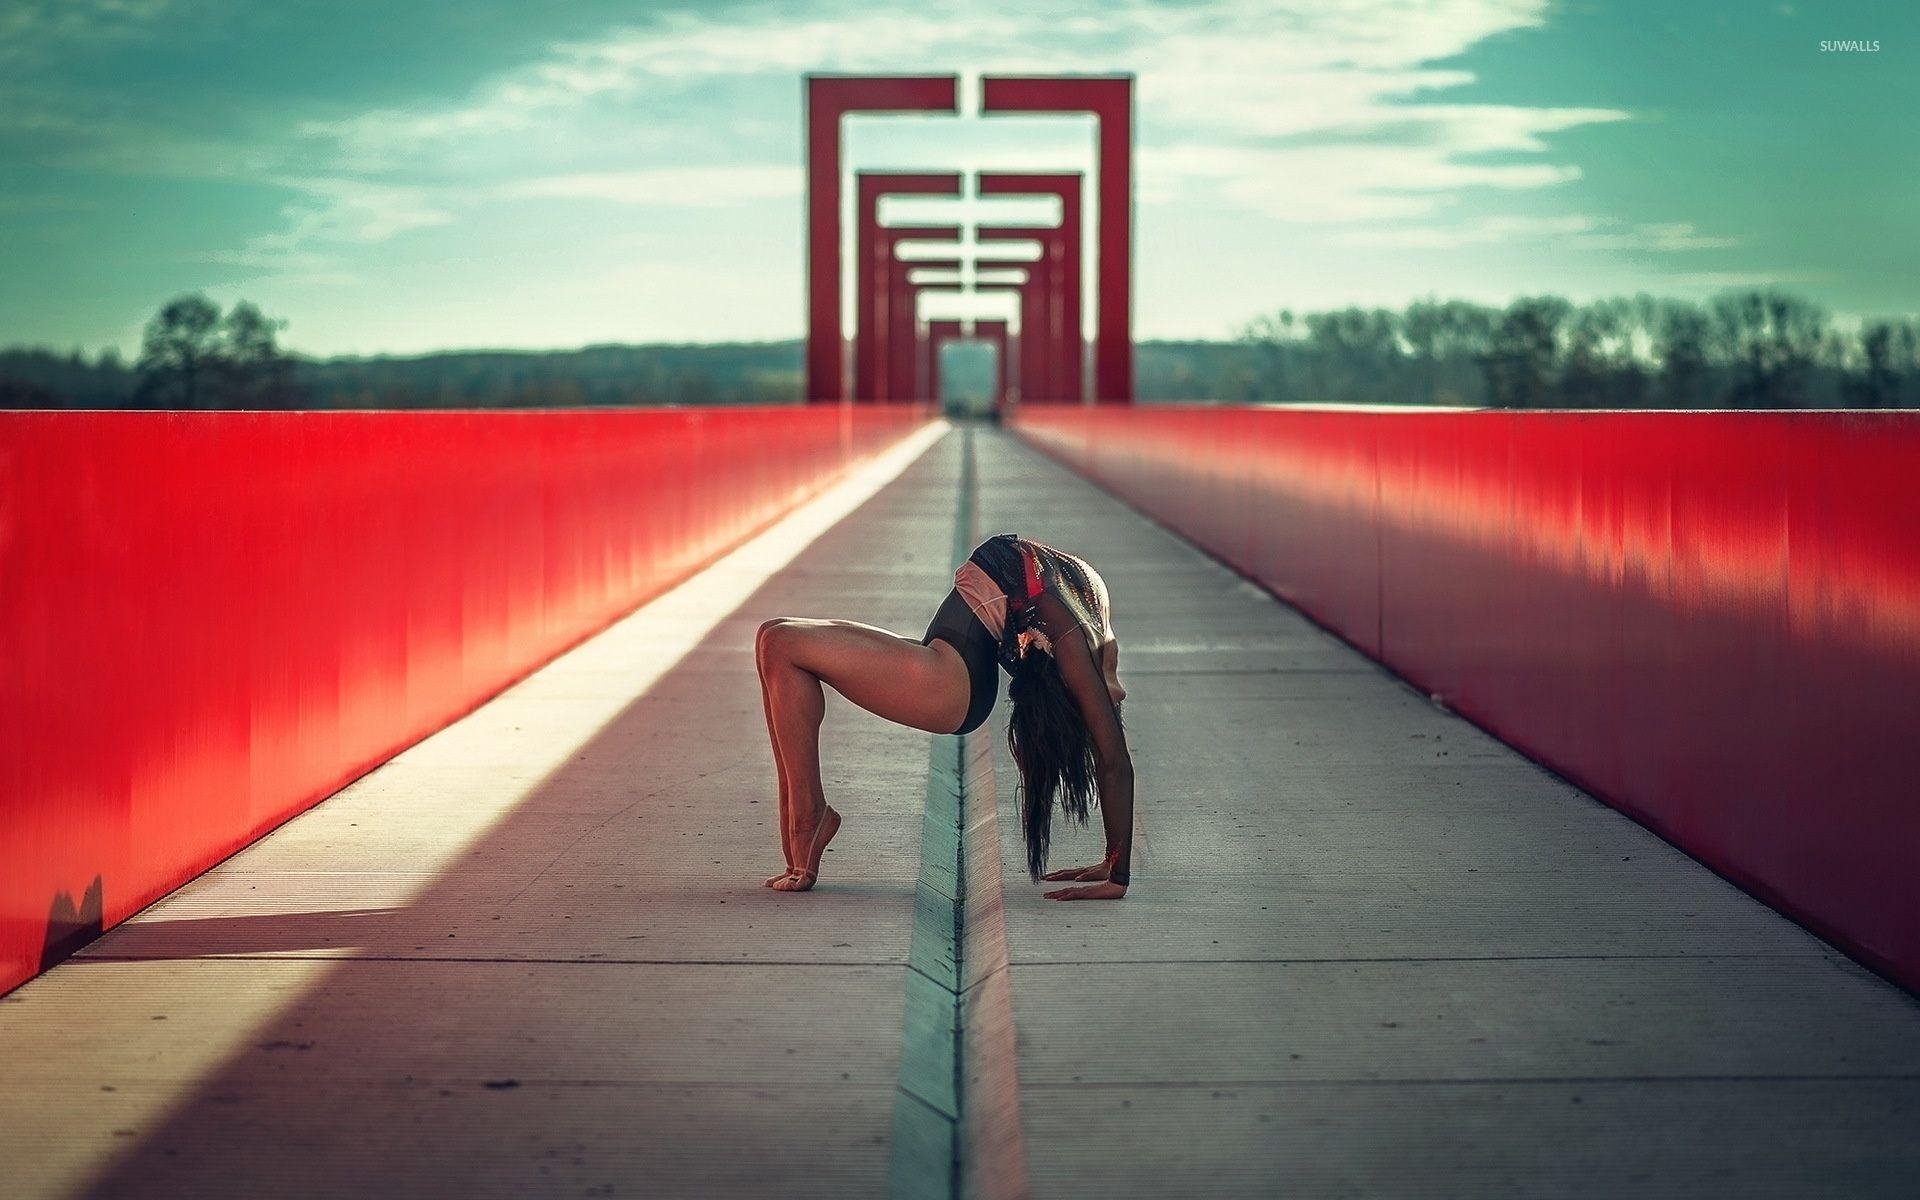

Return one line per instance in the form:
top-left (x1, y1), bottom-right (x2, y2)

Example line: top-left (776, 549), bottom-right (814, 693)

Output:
top-left (1120, 667), bottom-right (1380, 676)
top-left (887, 426), bottom-right (1029, 1200)
top-left (1017, 1073), bottom-right (1920, 1089)
top-left (1004, 952), bottom-right (1837, 967)
top-left (66, 956), bottom-right (922, 967)
top-left (955, 722), bottom-right (1027, 1200)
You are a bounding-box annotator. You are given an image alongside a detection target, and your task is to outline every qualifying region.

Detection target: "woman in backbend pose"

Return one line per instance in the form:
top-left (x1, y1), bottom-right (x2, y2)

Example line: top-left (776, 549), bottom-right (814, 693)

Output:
top-left (755, 532), bottom-right (1133, 900)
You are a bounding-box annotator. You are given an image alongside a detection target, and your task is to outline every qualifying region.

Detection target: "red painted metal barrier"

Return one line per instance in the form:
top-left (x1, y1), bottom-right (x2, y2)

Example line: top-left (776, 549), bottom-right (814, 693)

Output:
top-left (1014, 405), bottom-right (1920, 992)
top-left (0, 405), bottom-right (928, 993)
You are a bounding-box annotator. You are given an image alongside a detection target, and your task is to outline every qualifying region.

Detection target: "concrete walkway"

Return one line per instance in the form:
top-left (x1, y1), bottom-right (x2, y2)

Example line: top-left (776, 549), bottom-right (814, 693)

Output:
top-left (974, 427), bottom-right (1920, 1199)
top-left (0, 425), bottom-right (955, 1199)
top-left (2, 422), bottom-right (1919, 1199)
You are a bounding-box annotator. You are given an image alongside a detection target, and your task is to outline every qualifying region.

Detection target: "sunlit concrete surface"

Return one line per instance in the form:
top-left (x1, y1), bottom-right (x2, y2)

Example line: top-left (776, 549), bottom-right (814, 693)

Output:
top-left (4, 422), bottom-right (1920, 1199)
top-left (0, 425), bottom-right (955, 1200)
top-left (974, 427), bottom-right (1920, 1199)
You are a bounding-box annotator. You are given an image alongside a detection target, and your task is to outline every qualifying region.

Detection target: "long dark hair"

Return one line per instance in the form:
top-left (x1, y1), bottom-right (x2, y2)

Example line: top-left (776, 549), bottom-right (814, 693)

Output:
top-left (1002, 611), bottom-right (1108, 879)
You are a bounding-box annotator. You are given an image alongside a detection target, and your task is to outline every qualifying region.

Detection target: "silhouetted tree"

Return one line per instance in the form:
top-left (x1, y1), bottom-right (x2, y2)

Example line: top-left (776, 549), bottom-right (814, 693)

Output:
top-left (132, 294), bottom-right (304, 408)
top-left (1239, 309), bottom-right (1299, 402)
top-left (213, 300), bottom-right (301, 407)
top-left (1428, 301), bottom-right (1497, 405)
top-left (1561, 299), bottom-right (1641, 408)
top-left (133, 295), bottom-right (223, 408)
top-left (0, 378), bottom-right (62, 406)
top-left (1480, 296), bottom-right (1572, 408)
top-left (1845, 321), bottom-right (1904, 408)
top-left (1709, 290), bottom-right (1828, 409)
top-left (1649, 300), bottom-right (1711, 408)
top-left (1305, 307), bottom-right (1404, 404)
top-left (1402, 299), bottom-right (1445, 405)
top-left (1894, 322), bottom-right (1920, 409)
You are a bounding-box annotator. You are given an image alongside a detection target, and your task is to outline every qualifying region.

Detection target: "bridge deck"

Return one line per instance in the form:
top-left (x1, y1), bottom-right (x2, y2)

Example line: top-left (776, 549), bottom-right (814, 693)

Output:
top-left (975, 430), bottom-right (1920, 1197)
top-left (2, 424), bottom-right (1918, 1198)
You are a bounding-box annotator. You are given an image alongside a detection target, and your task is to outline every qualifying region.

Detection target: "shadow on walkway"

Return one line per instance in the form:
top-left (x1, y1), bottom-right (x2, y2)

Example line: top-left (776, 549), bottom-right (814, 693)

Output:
top-left (36, 434), bottom-right (963, 1200)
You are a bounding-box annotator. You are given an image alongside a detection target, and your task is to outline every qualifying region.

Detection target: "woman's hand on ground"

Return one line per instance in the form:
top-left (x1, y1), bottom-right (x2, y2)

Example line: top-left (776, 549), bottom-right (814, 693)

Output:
top-left (1040, 861), bottom-right (1111, 883)
top-left (1043, 880), bottom-right (1128, 901)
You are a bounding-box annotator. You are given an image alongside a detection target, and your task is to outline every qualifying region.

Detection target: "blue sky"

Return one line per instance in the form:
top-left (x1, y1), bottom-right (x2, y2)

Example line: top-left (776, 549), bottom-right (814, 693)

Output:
top-left (1, 0), bottom-right (1912, 357)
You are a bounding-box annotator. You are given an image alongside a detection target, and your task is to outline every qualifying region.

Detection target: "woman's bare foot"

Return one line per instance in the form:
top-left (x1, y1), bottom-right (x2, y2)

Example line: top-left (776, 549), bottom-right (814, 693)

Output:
top-left (770, 805), bottom-right (841, 892)
top-left (764, 799), bottom-right (801, 886)
top-left (764, 810), bottom-right (802, 886)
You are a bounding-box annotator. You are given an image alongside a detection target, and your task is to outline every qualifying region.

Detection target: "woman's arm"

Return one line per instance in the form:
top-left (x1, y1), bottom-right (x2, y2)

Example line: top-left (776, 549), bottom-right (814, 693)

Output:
top-left (1035, 596), bottom-right (1133, 901)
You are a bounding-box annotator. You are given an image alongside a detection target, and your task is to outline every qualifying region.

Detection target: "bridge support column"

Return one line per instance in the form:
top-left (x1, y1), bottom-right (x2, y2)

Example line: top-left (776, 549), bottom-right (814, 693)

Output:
top-left (977, 227), bottom-right (1066, 403)
top-left (855, 174), bottom-right (961, 402)
top-left (889, 255), bottom-right (960, 402)
top-left (805, 75), bottom-right (959, 401)
top-left (981, 76), bottom-right (1132, 403)
top-left (979, 174), bottom-right (1084, 404)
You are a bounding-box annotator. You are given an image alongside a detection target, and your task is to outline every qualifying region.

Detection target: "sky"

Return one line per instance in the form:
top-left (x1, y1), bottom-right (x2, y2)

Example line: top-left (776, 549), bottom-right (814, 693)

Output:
top-left (1, 0), bottom-right (1914, 358)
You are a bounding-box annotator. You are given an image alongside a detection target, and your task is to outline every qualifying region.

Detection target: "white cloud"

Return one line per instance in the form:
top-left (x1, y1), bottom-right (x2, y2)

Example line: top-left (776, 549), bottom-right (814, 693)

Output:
top-left (1144, 143), bottom-right (1582, 222)
top-left (500, 166), bottom-right (799, 205)
top-left (33, 0), bottom-right (1664, 341)
top-left (292, 10), bottom-right (1009, 173)
top-left (1663, 270), bottom-right (1830, 290)
top-left (201, 245), bottom-right (360, 287)
top-left (0, 0), bottom-right (172, 62)
top-left (259, 176), bottom-right (453, 244)
top-left (1332, 213), bottom-right (1602, 247)
top-left (1570, 221), bottom-right (1739, 251)
top-left (202, 176), bottom-right (453, 285)
top-left (1332, 215), bottom-right (1738, 251)
top-left (287, 0), bottom-right (1624, 235)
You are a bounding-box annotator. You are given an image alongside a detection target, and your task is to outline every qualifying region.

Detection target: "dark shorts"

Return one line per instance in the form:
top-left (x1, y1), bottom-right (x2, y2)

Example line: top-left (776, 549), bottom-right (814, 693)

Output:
top-left (921, 587), bottom-right (1000, 736)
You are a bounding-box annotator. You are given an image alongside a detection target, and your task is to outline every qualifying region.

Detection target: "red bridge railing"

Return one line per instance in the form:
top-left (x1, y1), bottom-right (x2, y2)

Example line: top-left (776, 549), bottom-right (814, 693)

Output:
top-left (0, 405), bottom-right (929, 993)
top-left (1015, 405), bottom-right (1920, 992)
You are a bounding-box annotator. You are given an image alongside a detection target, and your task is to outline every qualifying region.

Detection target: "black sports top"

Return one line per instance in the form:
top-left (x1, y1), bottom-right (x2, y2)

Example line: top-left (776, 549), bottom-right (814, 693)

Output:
top-left (963, 534), bottom-right (1116, 660)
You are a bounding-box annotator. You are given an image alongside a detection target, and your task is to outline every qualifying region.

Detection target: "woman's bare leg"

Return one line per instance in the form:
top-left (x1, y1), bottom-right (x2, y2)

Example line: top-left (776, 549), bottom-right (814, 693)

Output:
top-left (755, 617), bottom-right (971, 892)
top-left (754, 622), bottom-right (800, 886)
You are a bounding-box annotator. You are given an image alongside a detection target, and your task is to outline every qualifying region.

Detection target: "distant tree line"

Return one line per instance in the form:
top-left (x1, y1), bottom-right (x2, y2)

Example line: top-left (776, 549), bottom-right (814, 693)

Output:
top-left (0, 294), bottom-right (305, 409)
top-left (296, 340), bottom-right (804, 408)
top-left (3, 288), bottom-right (1916, 410)
top-left (0, 292), bottom-right (803, 410)
top-left (1230, 291), bottom-right (1920, 410)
